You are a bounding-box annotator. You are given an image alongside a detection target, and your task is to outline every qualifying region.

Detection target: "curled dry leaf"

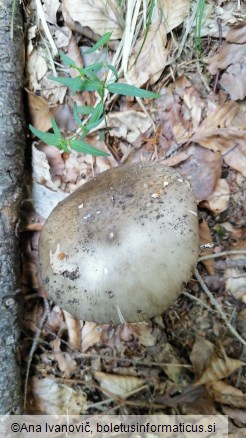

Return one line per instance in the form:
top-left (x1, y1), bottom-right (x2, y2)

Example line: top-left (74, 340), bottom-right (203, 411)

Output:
top-left (27, 93), bottom-right (52, 132)
top-left (27, 377), bottom-right (87, 414)
top-left (63, 309), bottom-right (82, 351)
top-left (227, 22), bottom-right (246, 44)
top-left (207, 381), bottom-right (246, 408)
top-left (219, 61), bottom-right (246, 101)
top-left (32, 145), bottom-right (60, 191)
top-left (40, 76), bottom-right (67, 105)
top-left (158, 0), bottom-right (189, 33)
top-left (62, 0), bottom-right (123, 39)
top-left (225, 240), bottom-right (246, 303)
top-left (94, 371), bottom-right (146, 399)
top-left (127, 23), bottom-right (167, 87)
top-left (203, 178), bottom-right (230, 214)
top-left (198, 218), bottom-right (215, 275)
top-left (222, 406), bottom-right (246, 425)
top-left (190, 336), bottom-right (216, 380)
top-left (208, 42), bottom-right (246, 100)
top-left (194, 352), bottom-right (245, 387)
top-left (32, 181), bottom-right (68, 219)
top-left (81, 322), bottom-right (102, 353)
top-left (43, 0), bottom-right (60, 25)
top-left (190, 102), bottom-right (246, 177)
top-left (208, 43), bottom-right (246, 75)
top-left (106, 110), bottom-right (153, 144)
top-left (27, 49), bottom-right (48, 90)
top-left (32, 145), bottom-right (68, 217)
top-left (50, 337), bottom-right (77, 378)
top-left (173, 145), bottom-right (222, 201)
top-left (37, 144), bottom-right (65, 178)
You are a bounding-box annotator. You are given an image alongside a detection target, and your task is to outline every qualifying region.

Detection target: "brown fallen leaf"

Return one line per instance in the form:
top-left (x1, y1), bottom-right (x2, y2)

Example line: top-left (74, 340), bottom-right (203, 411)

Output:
top-left (227, 21), bottom-right (246, 44)
top-left (225, 240), bottom-right (246, 303)
top-left (194, 351), bottom-right (245, 387)
top-left (27, 376), bottom-right (87, 414)
top-left (208, 43), bottom-right (246, 75)
top-left (63, 310), bottom-right (82, 351)
top-left (127, 22), bottom-right (167, 87)
top-left (203, 178), bottom-right (230, 214)
top-left (94, 371), bottom-right (146, 399)
top-left (81, 322), bottom-right (103, 353)
top-left (190, 336), bottom-right (216, 379)
top-left (222, 406), bottom-right (246, 425)
top-left (27, 92), bottom-right (52, 132)
top-left (50, 337), bottom-right (77, 378)
top-left (62, 0), bottom-right (123, 39)
top-left (198, 219), bottom-right (215, 275)
top-left (165, 144), bottom-right (222, 201)
top-left (158, 0), bottom-right (189, 34)
top-left (207, 381), bottom-right (246, 408)
top-left (219, 61), bottom-right (246, 101)
top-left (190, 101), bottom-right (246, 177)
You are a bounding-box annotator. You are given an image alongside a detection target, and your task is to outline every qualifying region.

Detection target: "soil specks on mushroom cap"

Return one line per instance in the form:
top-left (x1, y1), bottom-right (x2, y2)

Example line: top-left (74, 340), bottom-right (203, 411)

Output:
top-left (39, 163), bottom-right (199, 324)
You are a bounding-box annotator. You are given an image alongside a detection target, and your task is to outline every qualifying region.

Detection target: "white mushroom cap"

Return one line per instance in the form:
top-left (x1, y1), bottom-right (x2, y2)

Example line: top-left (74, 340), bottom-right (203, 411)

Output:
top-left (39, 163), bottom-right (199, 324)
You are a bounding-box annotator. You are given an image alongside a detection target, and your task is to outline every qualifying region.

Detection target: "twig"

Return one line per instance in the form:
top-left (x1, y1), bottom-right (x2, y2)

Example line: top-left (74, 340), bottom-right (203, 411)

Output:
top-left (183, 291), bottom-right (219, 314)
top-left (198, 250), bottom-right (246, 262)
top-left (24, 299), bottom-right (49, 409)
top-left (194, 268), bottom-right (246, 347)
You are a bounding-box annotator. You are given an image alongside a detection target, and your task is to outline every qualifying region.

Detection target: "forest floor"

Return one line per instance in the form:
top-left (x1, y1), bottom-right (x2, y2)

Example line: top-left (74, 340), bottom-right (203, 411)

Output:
top-left (20, 1), bottom-right (246, 435)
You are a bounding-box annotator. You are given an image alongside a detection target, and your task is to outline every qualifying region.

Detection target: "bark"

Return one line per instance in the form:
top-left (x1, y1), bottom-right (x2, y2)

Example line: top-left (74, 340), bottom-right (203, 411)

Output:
top-left (0, 0), bottom-right (25, 414)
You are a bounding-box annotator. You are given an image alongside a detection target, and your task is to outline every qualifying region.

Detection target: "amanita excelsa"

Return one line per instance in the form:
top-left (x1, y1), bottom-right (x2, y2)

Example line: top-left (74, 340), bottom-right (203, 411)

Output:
top-left (39, 163), bottom-right (199, 324)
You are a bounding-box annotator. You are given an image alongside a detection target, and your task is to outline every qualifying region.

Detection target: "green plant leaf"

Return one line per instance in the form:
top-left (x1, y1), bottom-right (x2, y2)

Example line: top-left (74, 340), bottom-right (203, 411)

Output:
top-left (51, 76), bottom-right (83, 95)
top-left (51, 117), bottom-right (62, 137)
top-left (84, 32), bottom-right (112, 54)
top-left (29, 124), bottom-right (62, 147)
top-left (90, 101), bottom-right (104, 123)
top-left (106, 64), bottom-right (118, 79)
top-left (59, 51), bottom-right (76, 68)
top-left (82, 116), bottom-right (105, 136)
top-left (107, 82), bottom-right (160, 98)
top-left (77, 105), bottom-right (95, 115)
top-left (73, 102), bottom-right (82, 126)
top-left (70, 139), bottom-right (109, 156)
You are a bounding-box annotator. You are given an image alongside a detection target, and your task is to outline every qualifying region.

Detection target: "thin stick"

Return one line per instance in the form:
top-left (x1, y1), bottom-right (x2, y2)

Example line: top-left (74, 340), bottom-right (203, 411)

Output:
top-left (198, 250), bottom-right (246, 262)
top-left (194, 268), bottom-right (246, 347)
top-left (24, 299), bottom-right (49, 409)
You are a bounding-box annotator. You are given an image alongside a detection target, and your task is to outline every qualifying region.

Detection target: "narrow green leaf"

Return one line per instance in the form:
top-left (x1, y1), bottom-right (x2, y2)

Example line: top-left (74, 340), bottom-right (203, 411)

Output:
top-left (107, 82), bottom-right (160, 99)
top-left (73, 102), bottom-right (82, 126)
top-left (70, 139), bottom-right (109, 156)
top-left (59, 51), bottom-right (76, 68)
top-left (79, 79), bottom-right (104, 93)
top-left (51, 117), bottom-right (62, 138)
top-left (84, 32), bottom-right (112, 54)
top-left (77, 105), bottom-right (95, 115)
top-left (83, 116), bottom-right (105, 135)
top-left (90, 101), bottom-right (104, 123)
top-left (50, 76), bottom-right (83, 95)
top-left (106, 64), bottom-right (118, 79)
top-left (29, 124), bottom-right (62, 146)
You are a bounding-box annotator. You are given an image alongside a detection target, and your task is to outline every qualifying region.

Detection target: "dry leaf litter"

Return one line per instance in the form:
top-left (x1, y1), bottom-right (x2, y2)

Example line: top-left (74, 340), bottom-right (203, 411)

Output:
top-left (20, 0), bottom-right (246, 432)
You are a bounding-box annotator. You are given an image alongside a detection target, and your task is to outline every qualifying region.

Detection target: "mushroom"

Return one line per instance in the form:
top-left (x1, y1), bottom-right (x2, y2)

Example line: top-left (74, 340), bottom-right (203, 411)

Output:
top-left (39, 163), bottom-right (199, 324)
